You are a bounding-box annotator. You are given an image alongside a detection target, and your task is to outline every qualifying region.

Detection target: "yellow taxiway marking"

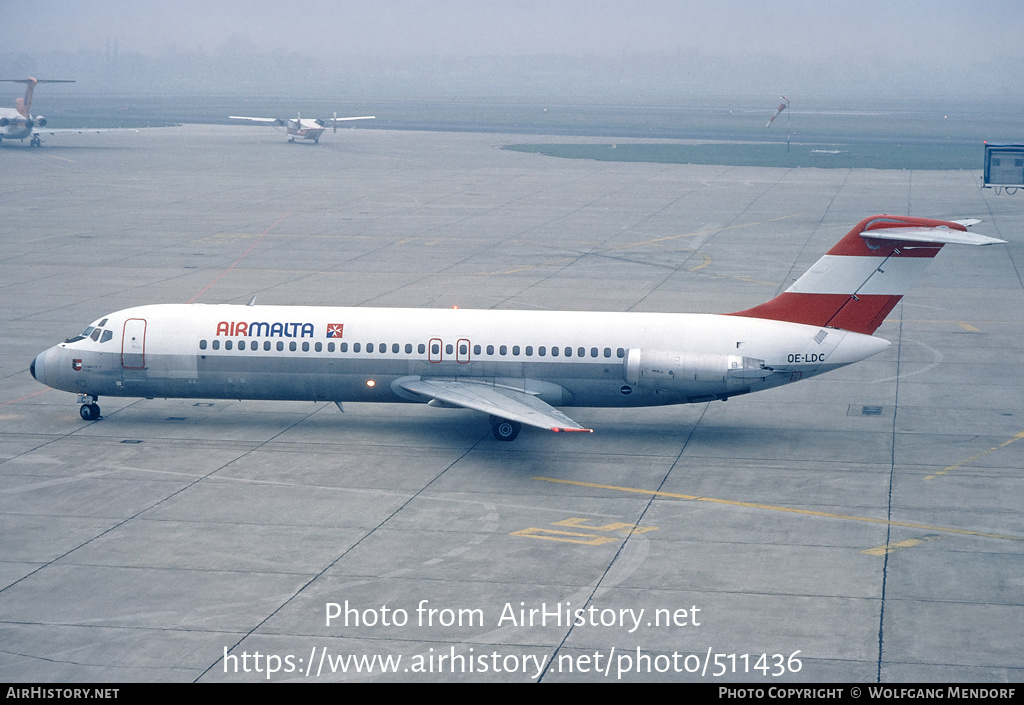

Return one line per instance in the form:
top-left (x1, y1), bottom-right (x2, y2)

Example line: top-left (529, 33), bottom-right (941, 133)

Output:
top-left (533, 477), bottom-right (1023, 543)
top-left (861, 535), bottom-right (942, 556)
top-left (926, 429), bottom-right (1024, 480)
top-left (510, 527), bottom-right (619, 546)
top-left (957, 321), bottom-right (981, 332)
top-left (610, 213), bottom-right (803, 252)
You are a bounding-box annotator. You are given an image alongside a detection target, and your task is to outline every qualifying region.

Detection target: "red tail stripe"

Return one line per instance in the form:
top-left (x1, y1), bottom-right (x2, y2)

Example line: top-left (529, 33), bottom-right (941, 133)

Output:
top-left (731, 293), bottom-right (902, 335)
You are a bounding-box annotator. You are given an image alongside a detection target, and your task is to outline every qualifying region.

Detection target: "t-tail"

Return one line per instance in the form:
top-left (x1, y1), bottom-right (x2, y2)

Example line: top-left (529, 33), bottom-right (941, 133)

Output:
top-left (1, 77), bottom-right (74, 120)
top-left (728, 215), bottom-right (1006, 335)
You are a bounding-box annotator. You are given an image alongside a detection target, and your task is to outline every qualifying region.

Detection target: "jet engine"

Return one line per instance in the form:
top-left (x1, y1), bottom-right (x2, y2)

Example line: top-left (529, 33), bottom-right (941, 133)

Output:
top-left (35, 116), bottom-right (46, 127)
top-left (623, 348), bottom-right (770, 397)
top-left (0, 117), bottom-right (8, 127)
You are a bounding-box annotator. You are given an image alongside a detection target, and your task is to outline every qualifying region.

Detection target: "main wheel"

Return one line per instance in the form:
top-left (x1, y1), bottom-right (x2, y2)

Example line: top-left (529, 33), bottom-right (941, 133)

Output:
top-left (492, 419), bottom-right (521, 442)
top-left (80, 403), bottom-right (101, 420)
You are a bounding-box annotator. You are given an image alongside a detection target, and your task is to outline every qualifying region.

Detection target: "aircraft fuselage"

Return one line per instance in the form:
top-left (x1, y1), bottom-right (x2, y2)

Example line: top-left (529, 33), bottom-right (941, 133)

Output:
top-left (31, 303), bottom-right (889, 412)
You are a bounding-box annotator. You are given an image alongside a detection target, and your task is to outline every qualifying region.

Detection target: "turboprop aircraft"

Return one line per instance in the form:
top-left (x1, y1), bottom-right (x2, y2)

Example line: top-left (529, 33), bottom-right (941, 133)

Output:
top-left (229, 112), bottom-right (375, 143)
top-left (29, 215), bottom-right (1004, 441)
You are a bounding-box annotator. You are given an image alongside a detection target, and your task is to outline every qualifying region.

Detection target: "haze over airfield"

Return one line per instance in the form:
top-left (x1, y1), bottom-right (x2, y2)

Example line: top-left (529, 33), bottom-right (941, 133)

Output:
top-left (5, 0), bottom-right (1024, 100)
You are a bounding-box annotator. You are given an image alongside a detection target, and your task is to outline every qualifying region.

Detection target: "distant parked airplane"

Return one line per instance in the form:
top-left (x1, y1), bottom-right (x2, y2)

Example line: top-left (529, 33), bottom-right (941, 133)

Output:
top-left (30, 215), bottom-right (1004, 441)
top-left (1, 77), bottom-right (79, 146)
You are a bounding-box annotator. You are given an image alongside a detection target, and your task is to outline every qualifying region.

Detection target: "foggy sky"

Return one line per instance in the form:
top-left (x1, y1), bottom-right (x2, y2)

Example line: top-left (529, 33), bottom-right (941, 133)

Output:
top-left (8, 1), bottom-right (1023, 63)
top-left (6, 1), bottom-right (1024, 101)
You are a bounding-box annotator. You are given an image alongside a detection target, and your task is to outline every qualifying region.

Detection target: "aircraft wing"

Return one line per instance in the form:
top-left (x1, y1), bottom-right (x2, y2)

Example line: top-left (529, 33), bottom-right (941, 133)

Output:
top-left (229, 116), bottom-right (285, 125)
top-left (397, 378), bottom-right (592, 433)
top-left (332, 116), bottom-right (375, 122)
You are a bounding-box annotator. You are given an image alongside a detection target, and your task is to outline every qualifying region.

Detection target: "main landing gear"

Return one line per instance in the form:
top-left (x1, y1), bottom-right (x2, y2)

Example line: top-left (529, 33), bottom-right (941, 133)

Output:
top-left (30, 135), bottom-right (42, 147)
top-left (490, 416), bottom-right (522, 442)
top-left (78, 394), bottom-right (101, 420)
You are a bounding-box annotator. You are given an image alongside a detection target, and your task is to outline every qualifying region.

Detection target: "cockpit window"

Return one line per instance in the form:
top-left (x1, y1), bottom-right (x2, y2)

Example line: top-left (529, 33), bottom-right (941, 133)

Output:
top-left (90, 329), bottom-right (101, 341)
top-left (82, 326), bottom-right (95, 338)
top-left (100, 330), bottom-right (113, 343)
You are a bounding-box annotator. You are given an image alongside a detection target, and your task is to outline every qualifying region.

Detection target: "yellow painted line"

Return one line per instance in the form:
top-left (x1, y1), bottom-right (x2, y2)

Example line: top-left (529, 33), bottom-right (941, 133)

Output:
top-left (685, 250), bottom-right (712, 272)
top-left (510, 527), bottom-right (619, 545)
top-left (481, 257), bottom-right (576, 275)
top-left (862, 535), bottom-right (941, 556)
top-left (610, 213), bottom-right (803, 252)
top-left (926, 429), bottom-right (1024, 480)
top-left (552, 517), bottom-right (658, 534)
top-left (957, 322), bottom-right (981, 332)
top-left (533, 477), bottom-right (1024, 542)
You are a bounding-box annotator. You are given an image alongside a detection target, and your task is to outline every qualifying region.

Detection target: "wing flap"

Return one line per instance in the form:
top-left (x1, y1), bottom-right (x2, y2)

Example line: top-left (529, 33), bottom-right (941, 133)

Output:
top-left (398, 378), bottom-right (591, 433)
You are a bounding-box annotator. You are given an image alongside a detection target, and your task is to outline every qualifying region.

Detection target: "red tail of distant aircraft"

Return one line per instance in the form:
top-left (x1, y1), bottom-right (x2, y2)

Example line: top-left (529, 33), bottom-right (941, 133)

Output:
top-left (766, 96), bottom-right (789, 127)
top-left (0, 77), bottom-right (73, 146)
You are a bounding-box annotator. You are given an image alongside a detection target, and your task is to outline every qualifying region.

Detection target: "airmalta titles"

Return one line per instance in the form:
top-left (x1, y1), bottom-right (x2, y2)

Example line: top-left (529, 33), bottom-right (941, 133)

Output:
top-left (215, 321), bottom-right (326, 338)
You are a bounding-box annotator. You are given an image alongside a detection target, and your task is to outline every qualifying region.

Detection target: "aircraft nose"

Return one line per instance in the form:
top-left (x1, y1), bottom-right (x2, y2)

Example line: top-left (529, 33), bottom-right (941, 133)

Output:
top-left (30, 348), bottom-right (52, 387)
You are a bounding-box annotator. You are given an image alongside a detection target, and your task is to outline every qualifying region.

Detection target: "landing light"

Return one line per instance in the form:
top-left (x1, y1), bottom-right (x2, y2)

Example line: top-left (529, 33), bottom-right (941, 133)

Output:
top-left (366, 380), bottom-right (376, 387)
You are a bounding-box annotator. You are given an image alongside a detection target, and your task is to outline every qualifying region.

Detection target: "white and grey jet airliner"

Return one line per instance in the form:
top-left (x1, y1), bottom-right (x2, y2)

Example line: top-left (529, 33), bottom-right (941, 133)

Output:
top-left (30, 215), bottom-right (1004, 441)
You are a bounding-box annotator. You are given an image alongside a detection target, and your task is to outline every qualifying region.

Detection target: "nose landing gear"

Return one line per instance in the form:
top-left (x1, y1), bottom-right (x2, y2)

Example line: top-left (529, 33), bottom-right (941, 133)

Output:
top-left (78, 394), bottom-right (101, 420)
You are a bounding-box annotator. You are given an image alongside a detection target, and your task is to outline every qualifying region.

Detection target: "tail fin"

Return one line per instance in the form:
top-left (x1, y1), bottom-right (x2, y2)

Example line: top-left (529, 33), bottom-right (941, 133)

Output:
top-left (729, 215), bottom-right (1006, 335)
top-left (1, 78), bottom-right (74, 117)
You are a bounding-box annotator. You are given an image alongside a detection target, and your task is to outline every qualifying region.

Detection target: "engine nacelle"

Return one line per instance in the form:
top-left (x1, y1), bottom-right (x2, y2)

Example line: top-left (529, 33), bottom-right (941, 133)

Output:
top-left (624, 348), bottom-right (769, 390)
top-left (35, 115), bottom-right (46, 127)
top-left (0, 117), bottom-right (8, 127)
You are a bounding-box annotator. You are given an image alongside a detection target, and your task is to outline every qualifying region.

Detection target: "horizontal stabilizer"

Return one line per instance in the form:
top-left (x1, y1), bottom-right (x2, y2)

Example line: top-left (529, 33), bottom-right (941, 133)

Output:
top-left (862, 226), bottom-right (1006, 247)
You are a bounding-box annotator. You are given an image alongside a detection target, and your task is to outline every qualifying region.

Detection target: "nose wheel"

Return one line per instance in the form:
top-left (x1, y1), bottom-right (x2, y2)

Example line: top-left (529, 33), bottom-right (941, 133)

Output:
top-left (491, 418), bottom-right (522, 442)
top-left (78, 395), bottom-right (101, 420)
